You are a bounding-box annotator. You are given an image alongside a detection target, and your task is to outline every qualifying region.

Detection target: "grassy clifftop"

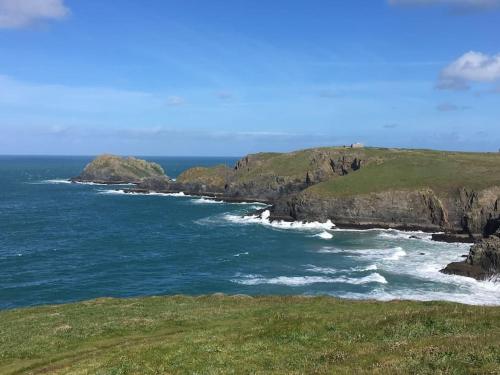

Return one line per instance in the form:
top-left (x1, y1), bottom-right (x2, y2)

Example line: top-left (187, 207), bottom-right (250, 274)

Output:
top-left (305, 149), bottom-right (500, 198)
top-left (176, 147), bottom-right (500, 198)
top-left (1, 295), bottom-right (499, 374)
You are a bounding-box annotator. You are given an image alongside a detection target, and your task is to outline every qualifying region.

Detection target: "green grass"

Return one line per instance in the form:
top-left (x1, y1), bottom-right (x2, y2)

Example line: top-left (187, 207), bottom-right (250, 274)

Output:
top-left (306, 149), bottom-right (500, 197)
top-left (1, 295), bottom-right (500, 374)
top-left (177, 147), bottom-right (500, 197)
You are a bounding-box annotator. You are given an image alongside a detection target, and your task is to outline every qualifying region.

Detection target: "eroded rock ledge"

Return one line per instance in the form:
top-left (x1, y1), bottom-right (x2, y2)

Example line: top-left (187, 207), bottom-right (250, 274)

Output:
top-left (441, 234), bottom-right (500, 281)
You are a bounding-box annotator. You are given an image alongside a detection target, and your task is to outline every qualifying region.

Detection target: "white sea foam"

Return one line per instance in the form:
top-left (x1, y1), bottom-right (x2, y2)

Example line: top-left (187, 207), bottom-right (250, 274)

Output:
top-left (192, 197), bottom-right (224, 204)
top-left (190, 196), bottom-right (265, 205)
top-left (377, 231), bottom-right (432, 241)
top-left (332, 227), bottom-right (436, 241)
top-left (224, 210), bottom-right (335, 231)
top-left (306, 264), bottom-right (378, 275)
top-left (232, 273), bottom-right (387, 286)
top-left (338, 281), bottom-right (500, 306)
top-left (358, 264), bottom-right (378, 271)
top-left (305, 265), bottom-right (338, 274)
top-left (317, 247), bottom-right (344, 254)
top-left (34, 179), bottom-right (137, 186)
top-left (32, 179), bottom-right (72, 185)
top-left (317, 246), bottom-right (407, 261)
top-left (314, 231), bottom-right (333, 240)
top-left (98, 189), bottom-right (189, 197)
top-left (314, 237), bottom-right (500, 305)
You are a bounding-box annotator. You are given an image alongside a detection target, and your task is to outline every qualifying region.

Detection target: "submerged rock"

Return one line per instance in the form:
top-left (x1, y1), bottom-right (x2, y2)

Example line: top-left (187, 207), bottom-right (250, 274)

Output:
top-left (72, 154), bottom-right (167, 184)
top-left (441, 235), bottom-right (500, 280)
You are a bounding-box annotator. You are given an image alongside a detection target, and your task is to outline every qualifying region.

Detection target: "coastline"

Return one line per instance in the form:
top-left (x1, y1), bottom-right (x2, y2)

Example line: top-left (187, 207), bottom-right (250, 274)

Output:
top-left (121, 186), bottom-right (475, 244)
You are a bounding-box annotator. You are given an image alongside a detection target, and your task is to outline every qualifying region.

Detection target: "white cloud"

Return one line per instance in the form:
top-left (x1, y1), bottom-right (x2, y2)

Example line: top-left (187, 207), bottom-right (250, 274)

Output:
top-left (389, 0), bottom-right (500, 10)
top-left (437, 51), bottom-right (500, 90)
top-left (0, 0), bottom-right (69, 29)
top-left (166, 96), bottom-right (185, 106)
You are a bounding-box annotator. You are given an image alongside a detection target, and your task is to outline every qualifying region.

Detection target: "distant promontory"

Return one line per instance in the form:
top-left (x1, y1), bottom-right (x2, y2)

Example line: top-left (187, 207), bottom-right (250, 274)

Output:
top-left (71, 154), bottom-right (168, 184)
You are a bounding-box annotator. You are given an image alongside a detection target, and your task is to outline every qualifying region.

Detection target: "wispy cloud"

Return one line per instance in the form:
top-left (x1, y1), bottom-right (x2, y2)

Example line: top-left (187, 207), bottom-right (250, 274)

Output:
top-left (437, 51), bottom-right (500, 90)
top-left (388, 0), bottom-right (500, 11)
top-left (166, 96), bottom-right (185, 106)
top-left (0, 0), bottom-right (69, 29)
top-left (436, 102), bottom-right (468, 112)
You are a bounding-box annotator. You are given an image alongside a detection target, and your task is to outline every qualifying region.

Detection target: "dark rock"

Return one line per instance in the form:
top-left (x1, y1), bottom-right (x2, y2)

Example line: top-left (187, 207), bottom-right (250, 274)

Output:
top-left (431, 233), bottom-right (474, 243)
top-left (441, 235), bottom-right (500, 280)
top-left (440, 261), bottom-right (491, 280)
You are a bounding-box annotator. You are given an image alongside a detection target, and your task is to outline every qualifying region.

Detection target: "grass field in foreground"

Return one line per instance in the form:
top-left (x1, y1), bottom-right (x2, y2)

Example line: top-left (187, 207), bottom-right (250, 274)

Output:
top-left (1, 295), bottom-right (499, 374)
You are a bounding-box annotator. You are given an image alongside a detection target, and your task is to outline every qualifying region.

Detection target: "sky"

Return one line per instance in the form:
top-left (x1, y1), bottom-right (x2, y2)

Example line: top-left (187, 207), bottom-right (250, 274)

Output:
top-left (0, 0), bottom-right (499, 156)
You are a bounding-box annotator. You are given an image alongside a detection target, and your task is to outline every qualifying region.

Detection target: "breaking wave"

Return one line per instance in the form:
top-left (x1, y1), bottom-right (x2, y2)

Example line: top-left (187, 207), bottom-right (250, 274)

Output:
top-left (232, 273), bottom-right (388, 286)
top-left (305, 264), bottom-right (378, 274)
top-left (98, 189), bottom-right (189, 197)
top-left (314, 231), bottom-right (333, 240)
top-left (224, 210), bottom-right (335, 231)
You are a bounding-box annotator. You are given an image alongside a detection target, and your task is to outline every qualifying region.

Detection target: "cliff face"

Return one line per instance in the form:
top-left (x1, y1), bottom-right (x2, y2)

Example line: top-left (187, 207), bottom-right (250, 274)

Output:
top-left (73, 155), bottom-right (167, 184)
top-left (138, 148), bottom-right (376, 200)
top-left (271, 187), bottom-right (500, 236)
top-left (134, 147), bottom-right (500, 237)
top-left (272, 189), bottom-right (447, 231)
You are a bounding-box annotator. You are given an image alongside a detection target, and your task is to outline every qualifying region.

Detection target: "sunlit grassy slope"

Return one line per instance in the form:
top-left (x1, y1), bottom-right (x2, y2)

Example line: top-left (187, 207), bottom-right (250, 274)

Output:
top-left (176, 147), bottom-right (500, 197)
top-left (302, 148), bottom-right (500, 197)
top-left (1, 295), bottom-right (499, 374)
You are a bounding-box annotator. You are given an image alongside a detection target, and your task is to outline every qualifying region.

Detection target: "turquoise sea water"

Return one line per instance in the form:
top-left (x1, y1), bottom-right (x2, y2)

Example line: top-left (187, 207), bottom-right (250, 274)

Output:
top-left (1, 156), bottom-right (499, 309)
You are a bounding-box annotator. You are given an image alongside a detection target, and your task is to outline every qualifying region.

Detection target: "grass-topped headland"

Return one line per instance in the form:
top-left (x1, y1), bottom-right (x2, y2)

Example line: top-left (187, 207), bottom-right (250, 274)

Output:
top-left (303, 148), bottom-right (500, 198)
top-left (1, 295), bottom-right (499, 374)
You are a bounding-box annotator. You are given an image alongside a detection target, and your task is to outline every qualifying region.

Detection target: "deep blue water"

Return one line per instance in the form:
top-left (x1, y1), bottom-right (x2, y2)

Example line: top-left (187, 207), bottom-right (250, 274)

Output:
top-left (1, 156), bottom-right (499, 309)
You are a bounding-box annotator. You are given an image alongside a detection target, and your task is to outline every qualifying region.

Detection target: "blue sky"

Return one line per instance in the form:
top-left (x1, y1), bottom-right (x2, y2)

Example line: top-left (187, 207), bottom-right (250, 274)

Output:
top-left (0, 0), bottom-right (499, 156)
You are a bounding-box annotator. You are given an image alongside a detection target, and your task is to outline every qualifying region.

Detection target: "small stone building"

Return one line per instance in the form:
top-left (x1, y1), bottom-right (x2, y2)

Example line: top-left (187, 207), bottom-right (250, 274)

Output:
top-left (350, 143), bottom-right (364, 149)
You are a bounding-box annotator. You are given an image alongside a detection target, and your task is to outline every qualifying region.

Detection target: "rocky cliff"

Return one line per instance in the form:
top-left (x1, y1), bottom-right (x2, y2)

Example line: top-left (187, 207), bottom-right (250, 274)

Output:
top-left (271, 186), bottom-right (500, 238)
top-left (72, 155), bottom-right (168, 184)
top-left (441, 234), bottom-right (500, 280)
top-left (138, 147), bottom-right (376, 200)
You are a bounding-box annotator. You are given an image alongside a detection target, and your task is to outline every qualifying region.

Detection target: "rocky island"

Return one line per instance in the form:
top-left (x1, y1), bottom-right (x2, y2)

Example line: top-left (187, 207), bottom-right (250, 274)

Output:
top-left (78, 147), bottom-right (500, 280)
top-left (71, 154), bottom-right (168, 184)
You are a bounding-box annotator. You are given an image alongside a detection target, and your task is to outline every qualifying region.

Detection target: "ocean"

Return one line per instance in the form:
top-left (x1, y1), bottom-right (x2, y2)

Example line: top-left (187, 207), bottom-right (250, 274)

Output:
top-left (1, 156), bottom-right (499, 309)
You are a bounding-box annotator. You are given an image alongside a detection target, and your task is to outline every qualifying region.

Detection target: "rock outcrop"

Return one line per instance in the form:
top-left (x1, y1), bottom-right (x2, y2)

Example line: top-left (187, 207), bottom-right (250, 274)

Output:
top-left (135, 148), bottom-right (373, 200)
top-left (271, 189), bottom-right (449, 232)
top-left (72, 155), bottom-right (167, 184)
top-left (441, 234), bottom-right (500, 280)
top-left (271, 186), bottom-right (500, 238)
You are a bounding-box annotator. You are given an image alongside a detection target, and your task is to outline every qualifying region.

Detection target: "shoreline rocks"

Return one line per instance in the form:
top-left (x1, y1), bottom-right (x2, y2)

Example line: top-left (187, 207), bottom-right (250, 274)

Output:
top-left (441, 235), bottom-right (500, 281)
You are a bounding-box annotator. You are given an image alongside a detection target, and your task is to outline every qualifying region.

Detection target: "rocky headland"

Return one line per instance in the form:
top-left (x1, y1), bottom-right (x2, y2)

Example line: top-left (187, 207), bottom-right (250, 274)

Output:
top-left (71, 154), bottom-right (168, 184)
top-left (76, 147), bottom-right (500, 280)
